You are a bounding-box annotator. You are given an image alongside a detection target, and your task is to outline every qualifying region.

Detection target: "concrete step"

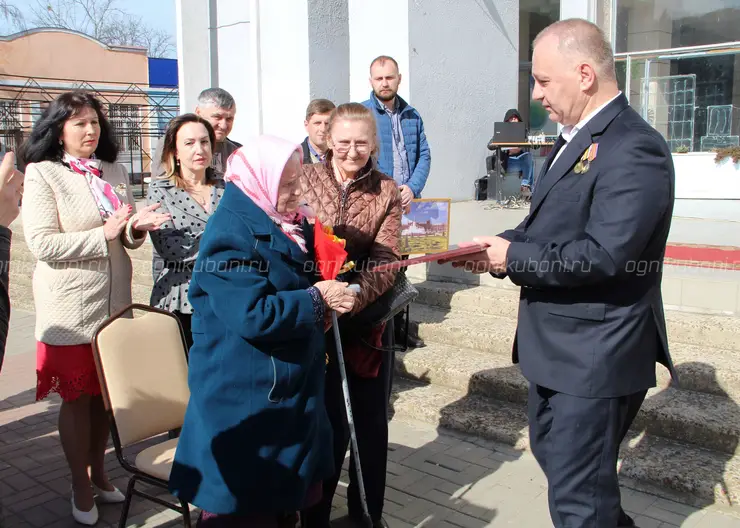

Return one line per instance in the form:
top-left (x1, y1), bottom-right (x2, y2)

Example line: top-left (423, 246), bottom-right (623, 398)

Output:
top-left (396, 344), bottom-right (740, 456)
top-left (400, 333), bottom-right (740, 402)
top-left (391, 378), bottom-right (740, 506)
top-left (409, 280), bottom-right (740, 352)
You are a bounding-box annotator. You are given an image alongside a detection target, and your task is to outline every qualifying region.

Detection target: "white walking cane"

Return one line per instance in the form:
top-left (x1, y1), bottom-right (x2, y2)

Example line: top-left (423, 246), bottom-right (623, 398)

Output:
top-left (331, 283), bottom-right (373, 527)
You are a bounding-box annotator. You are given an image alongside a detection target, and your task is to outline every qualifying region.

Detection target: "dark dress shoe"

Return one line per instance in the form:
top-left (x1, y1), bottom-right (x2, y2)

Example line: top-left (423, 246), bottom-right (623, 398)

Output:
top-left (350, 516), bottom-right (388, 528)
top-left (406, 334), bottom-right (425, 349)
top-left (618, 510), bottom-right (636, 527)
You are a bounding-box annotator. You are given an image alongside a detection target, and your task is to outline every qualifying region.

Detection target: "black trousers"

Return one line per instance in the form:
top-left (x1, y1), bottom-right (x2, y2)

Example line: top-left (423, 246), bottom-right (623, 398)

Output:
top-left (302, 324), bottom-right (395, 527)
top-left (173, 311), bottom-right (193, 357)
top-left (528, 384), bottom-right (647, 528)
top-left (168, 311), bottom-right (193, 440)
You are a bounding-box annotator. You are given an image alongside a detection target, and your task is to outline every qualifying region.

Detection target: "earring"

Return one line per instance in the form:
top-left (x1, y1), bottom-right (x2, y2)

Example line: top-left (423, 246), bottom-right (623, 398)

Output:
top-left (58, 140), bottom-right (63, 146)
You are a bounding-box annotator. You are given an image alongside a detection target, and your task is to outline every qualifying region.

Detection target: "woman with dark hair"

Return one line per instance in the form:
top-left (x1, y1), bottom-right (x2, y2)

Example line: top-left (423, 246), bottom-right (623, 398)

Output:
top-left (148, 113), bottom-right (225, 351)
top-left (20, 90), bottom-right (170, 525)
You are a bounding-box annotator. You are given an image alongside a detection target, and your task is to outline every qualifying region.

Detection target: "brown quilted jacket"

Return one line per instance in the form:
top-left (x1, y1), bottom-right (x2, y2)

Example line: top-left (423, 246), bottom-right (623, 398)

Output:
top-left (300, 157), bottom-right (402, 316)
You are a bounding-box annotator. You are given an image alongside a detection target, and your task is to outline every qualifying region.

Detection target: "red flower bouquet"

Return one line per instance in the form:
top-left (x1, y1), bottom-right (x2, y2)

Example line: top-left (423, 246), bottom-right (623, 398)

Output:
top-left (313, 220), bottom-right (355, 280)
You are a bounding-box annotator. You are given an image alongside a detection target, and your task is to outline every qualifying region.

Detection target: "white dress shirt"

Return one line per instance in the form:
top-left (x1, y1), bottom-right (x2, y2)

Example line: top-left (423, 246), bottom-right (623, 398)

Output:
top-left (550, 92), bottom-right (622, 166)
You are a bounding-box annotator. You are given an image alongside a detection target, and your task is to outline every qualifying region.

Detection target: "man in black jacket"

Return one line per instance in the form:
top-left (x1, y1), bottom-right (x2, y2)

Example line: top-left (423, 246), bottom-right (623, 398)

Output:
top-left (301, 99), bottom-right (335, 164)
top-left (0, 151), bottom-right (24, 371)
top-left (445, 19), bottom-right (676, 527)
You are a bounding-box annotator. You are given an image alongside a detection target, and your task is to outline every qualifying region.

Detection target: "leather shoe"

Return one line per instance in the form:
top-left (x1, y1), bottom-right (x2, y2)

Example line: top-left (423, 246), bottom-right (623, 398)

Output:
top-left (71, 494), bottom-right (99, 526)
top-left (405, 333), bottom-right (425, 349)
top-left (348, 512), bottom-right (388, 528)
top-left (618, 510), bottom-right (636, 527)
top-left (394, 326), bottom-right (425, 350)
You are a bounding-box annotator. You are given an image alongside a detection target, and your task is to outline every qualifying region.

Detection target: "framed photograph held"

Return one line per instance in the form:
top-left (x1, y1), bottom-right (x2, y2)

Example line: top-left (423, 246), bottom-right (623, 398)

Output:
top-left (400, 198), bottom-right (451, 255)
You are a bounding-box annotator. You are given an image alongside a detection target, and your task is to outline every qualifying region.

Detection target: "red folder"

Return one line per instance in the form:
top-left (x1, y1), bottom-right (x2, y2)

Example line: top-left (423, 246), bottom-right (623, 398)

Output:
top-left (369, 243), bottom-right (490, 272)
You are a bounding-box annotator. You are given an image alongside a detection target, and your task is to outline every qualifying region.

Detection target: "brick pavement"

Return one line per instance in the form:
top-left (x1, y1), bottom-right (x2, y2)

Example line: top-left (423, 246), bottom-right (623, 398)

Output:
top-left (1, 310), bottom-right (739, 527)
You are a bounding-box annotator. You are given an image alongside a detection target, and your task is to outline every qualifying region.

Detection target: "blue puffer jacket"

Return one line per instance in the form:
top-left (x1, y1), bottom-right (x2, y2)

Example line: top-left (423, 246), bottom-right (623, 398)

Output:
top-left (362, 94), bottom-right (431, 198)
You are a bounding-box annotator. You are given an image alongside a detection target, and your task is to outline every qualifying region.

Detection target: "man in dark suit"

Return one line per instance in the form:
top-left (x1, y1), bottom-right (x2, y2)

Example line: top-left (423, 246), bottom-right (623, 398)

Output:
top-left (445, 19), bottom-right (677, 527)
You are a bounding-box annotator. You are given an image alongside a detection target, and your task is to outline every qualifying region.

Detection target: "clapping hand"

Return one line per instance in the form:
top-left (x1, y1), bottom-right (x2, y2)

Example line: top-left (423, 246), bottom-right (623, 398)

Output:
top-left (0, 152), bottom-right (24, 228)
top-left (103, 206), bottom-right (133, 241)
top-left (130, 203), bottom-right (171, 232)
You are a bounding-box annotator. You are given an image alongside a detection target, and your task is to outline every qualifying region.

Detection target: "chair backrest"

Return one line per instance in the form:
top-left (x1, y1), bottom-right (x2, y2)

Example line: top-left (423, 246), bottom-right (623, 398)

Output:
top-left (92, 305), bottom-right (190, 447)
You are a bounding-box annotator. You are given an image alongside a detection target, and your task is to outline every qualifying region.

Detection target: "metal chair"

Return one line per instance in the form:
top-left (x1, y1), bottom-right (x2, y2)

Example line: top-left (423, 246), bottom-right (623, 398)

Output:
top-left (91, 304), bottom-right (192, 527)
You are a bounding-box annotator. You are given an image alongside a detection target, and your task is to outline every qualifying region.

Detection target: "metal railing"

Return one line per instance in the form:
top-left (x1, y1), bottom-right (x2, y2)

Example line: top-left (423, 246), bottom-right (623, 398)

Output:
top-left (0, 73), bottom-right (178, 197)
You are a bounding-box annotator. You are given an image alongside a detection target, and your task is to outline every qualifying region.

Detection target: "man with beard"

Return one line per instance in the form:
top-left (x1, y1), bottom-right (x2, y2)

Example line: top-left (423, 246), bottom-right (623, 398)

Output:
top-left (362, 55), bottom-right (431, 350)
top-left (301, 98), bottom-right (336, 164)
top-left (152, 87), bottom-right (241, 180)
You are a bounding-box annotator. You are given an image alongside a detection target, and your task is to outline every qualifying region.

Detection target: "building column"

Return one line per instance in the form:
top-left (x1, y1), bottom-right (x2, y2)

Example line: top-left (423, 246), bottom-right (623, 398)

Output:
top-left (175, 0), bottom-right (211, 115)
top-left (560, 0), bottom-right (598, 22)
top-left (348, 0), bottom-right (519, 200)
top-left (175, 0), bottom-right (350, 145)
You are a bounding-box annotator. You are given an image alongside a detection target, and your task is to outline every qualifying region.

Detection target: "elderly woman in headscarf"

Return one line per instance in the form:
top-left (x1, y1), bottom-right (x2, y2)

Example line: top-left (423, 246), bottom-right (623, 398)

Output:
top-left (168, 135), bottom-right (357, 527)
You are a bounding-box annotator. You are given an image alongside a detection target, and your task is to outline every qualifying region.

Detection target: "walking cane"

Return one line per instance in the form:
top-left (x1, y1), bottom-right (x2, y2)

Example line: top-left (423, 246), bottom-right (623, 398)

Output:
top-left (331, 283), bottom-right (373, 528)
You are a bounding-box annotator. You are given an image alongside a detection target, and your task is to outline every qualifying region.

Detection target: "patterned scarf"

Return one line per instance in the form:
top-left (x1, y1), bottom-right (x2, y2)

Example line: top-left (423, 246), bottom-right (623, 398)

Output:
top-left (225, 138), bottom-right (307, 253)
top-left (64, 153), bottom-right (123, 220)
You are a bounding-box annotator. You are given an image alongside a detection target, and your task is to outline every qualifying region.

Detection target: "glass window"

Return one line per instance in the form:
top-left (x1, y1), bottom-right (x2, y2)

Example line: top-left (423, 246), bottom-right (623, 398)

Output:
top-left (615, 0), bottom-right (740, 152)
top-left (617, 51), bottom-right (740, 152)
top-left (518, 0), bottom-right (560, 134)
top-left (616, 0), bottom-right (740, 54)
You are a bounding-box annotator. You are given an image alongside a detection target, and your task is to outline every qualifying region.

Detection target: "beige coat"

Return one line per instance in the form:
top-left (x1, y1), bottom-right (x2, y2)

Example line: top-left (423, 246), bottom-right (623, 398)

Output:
top-left (22, 160), bottom-right (145, 345)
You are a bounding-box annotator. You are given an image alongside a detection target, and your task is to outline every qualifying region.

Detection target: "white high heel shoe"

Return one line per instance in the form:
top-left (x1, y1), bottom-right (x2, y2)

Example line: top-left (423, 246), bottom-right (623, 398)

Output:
top-left (71, 493), bottom-right (99, 526)
top-left (92, 484), bottom-right (126, 504)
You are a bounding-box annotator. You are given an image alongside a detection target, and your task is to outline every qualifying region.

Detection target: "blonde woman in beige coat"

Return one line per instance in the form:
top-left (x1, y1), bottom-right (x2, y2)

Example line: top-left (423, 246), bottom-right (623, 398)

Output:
top-left (19, 91), bottom-right (170, 525)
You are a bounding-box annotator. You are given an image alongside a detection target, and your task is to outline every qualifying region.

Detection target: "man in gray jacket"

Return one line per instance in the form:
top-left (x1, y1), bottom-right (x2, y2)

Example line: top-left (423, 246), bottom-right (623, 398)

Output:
top-left (152, 88), bottom-right (241, 179)
top-left (0, 152), bottom-right (24, 371)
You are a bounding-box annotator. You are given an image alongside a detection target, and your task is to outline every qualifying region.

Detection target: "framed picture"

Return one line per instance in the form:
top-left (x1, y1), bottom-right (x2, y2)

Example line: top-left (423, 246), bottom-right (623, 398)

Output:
top-left (400, 198), bottom-right (451, 255)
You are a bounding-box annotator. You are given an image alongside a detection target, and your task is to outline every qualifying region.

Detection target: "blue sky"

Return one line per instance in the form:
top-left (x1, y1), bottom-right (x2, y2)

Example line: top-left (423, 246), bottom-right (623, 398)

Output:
top-left (0, 0), bottom-right (176, 37)
top-left (403, 202), bottom-right (450, 225)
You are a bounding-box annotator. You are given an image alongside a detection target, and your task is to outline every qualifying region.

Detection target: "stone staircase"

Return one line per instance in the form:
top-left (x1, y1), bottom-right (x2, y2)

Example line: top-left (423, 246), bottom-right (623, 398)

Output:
top-left (9, 218), bottom-right (740, 508)
top-left (392, 278), bottom-right (740, 507)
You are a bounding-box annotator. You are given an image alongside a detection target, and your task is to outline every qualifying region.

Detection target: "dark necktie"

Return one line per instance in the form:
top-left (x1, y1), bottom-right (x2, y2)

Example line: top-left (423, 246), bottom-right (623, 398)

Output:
top-left (533, 134), bottom-right (566, 192)
top-left (546, 134), bottom-right (567, 173)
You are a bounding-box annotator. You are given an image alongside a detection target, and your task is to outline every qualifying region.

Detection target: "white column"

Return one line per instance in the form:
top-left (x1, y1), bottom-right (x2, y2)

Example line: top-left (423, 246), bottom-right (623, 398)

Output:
top-left (348, 0), bottom-right (410, 103)
top-left (257, 0), bottom-right (311, 142)
top-left (182, 0), bottom-right (350, 145)
top-left (214, 0), bottom-right (256, 141)
top-left (175, 0), bottom-right (211, 114)
top-left (407, 0), bottom-right (520, 200)
top-left (308, 0), bottom-right (350, 105)
top-left (560, 0), bottom-right (598, 21)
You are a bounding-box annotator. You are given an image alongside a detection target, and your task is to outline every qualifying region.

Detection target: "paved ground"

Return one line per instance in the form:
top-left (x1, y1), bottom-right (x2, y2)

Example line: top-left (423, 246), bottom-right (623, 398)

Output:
top-left (2, 310), bottom-right (740, 527)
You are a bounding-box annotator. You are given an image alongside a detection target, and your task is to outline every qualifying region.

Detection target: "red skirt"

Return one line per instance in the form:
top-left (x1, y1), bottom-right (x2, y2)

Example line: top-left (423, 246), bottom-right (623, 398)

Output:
top-left (36, 341), bottom-right (102, 402)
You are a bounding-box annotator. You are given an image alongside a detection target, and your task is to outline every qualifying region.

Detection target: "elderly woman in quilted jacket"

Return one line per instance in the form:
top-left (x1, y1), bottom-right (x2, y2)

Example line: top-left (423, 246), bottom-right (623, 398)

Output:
top-left (299, 102), bottom-right (402, 528)
top-left (19, 91), bottom-right (169, 526)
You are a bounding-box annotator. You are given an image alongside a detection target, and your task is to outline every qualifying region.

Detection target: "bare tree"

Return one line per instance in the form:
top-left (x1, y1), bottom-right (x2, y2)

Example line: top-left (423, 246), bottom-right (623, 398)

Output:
top-left (0, 0), bottom-right (25, 32)
top-left (99, 14), bottom-right (175, 58)
top-left (29, 0), bottom-right (174, 58)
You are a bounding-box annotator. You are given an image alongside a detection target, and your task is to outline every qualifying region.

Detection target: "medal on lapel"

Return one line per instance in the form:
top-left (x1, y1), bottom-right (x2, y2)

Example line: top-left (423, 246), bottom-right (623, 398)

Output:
top-left (574, 143), bottom-right (598, 174)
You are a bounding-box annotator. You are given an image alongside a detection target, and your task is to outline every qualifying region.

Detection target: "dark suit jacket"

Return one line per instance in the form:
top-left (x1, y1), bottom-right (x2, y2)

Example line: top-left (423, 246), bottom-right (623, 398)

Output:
top-left (499, 94), bottom-right (678, 398)
top-left (0, 225), bottom-right (10, 372)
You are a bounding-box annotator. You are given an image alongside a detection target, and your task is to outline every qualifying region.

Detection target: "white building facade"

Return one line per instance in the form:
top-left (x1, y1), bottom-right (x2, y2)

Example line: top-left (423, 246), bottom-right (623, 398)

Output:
top-left (176, 0), bottom-right (740, 214)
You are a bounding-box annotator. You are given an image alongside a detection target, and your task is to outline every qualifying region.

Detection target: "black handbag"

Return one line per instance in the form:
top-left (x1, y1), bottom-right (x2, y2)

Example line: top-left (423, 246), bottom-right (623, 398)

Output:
top-left (350, 271), bottom-right (419, 327)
